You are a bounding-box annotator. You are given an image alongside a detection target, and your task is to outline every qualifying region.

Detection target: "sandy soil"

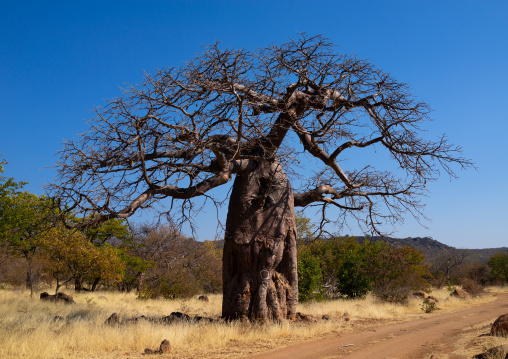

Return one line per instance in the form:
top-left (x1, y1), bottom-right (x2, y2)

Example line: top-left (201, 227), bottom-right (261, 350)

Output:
top-left (249, 293), bottom-right (508, 359)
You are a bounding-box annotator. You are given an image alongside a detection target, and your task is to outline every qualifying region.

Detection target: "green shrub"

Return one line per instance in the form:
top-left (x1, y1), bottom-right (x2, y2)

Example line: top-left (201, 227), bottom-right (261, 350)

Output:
top-left (297, 247), bottom-right (324, 302)
top-left (421, 298), bottom-right (439, 313)
top-left (335, 247), bottom-right (371, 298)
top-left (369, 243), bottom-right (429, 303)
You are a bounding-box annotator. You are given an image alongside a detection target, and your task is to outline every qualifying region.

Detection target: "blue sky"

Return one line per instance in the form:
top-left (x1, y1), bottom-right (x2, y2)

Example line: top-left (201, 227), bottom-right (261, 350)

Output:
top-left (1, 1), bottom-right (507, 248)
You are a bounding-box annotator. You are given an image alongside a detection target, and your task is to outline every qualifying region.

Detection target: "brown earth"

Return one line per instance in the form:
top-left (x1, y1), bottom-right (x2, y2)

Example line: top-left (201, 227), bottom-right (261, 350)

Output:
top-left (249, 293), bottom-right (508, 359)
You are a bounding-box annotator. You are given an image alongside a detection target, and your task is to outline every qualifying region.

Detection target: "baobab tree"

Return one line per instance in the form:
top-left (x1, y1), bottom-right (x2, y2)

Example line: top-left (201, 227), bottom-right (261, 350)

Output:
top-left (50, 35), bottom-right (472, 321)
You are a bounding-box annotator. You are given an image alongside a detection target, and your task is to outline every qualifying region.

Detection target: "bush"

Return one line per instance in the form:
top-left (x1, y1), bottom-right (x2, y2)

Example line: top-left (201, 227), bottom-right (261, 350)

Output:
top-left (296, 233), bottom-right (430, 303)
top-left (460, 278), bottom-right (484, 297)
top-left (335, 247), bottom-right (371, 298)
top-left (138, 275), bottom-right (201, 299)
top-left (297, 247), bottom-right (324, 302)
top-left (368, 243), bottom-right (430, 303)
top-left (421, 298), bottom-right (439, 313)
top-left (132, 224), bottom-right (222, 299)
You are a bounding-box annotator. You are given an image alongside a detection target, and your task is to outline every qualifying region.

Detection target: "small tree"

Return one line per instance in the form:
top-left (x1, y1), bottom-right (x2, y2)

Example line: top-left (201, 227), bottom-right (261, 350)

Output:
top-left (432, 249), bottom-right (469, 286)
top-left (74, 217), bottom-right (131, 291)
top-left (39, 225), bottom-right (126, 294)
top-left (330, 238), bottom-right (370, 298)
top-left (133, 223), bottom-right (222, 299)
top-left (369, 243), bottom-right (429, 303)
top-left (0, 165), bottom-right (55, 296)
top-left (297, 244), bottom-right (323, 301)
top-left (50, 35), bottom-right (472, 320)
top-left (488, 251), bottom-right (508, 284)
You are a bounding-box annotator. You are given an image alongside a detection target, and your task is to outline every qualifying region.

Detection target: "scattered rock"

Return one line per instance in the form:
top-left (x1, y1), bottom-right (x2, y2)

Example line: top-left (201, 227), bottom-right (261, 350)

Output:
top-left (159, 339), bottom-right (171, 354)
top-left (105, 313), bottom-right (120, 326)
top-left (52, 315), bottom-right (65, 323)
top-left (427, 295), bottom-right (439, 303)
top-left (171, 311), bottom-right (191, 320)
top-left (426, 298), bottom-right (438, 305)
top-left (342, 312), bottom-right (351, 322)
top-left (104, 311), bottom-right (215, 327)
top-left (413, 291), bottom-right (429, 299)
top-left (491, 314), bottom-right (508, 337)
top-left (198, 295), bottom-right (209, 302)
top-left (295, 312), bottom-right (317, 322)
top-left (322, 314), bottom-right (331, 321)
top-left (473, 344), bottom-right (508, 359)
top-left (144, 339), bottom-right (171, 355)
top-left (194, 315), bottom-right (215, 323)
top-left (161, 312), bottom-right (192, 324)
top-left (124, 318), bottom-right (139, 325)
top-left (450, 288), bottom-right (470, 299)
top-left (57, 292), bottom-right (75, 303)
top-left (40, 292), bottom-right (75, 304)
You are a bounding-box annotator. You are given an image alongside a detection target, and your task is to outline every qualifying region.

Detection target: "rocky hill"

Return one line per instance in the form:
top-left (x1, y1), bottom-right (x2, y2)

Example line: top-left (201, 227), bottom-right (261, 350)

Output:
top-left (355, 236), bottom-right (507, 263)
top-left (212, 235), bottom-right (506, 264)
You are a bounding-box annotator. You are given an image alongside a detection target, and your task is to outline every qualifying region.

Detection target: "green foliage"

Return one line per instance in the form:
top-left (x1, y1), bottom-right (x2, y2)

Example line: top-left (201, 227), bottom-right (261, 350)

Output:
top-left (0, 160), bottom-right (56, 294)
top-left (295, 211), bottom-right (314, 241)
top-left (81, 217), bottom-right (131, 246)
top-left (118, 249), bottom-right (152, 291)
top-left (0, 187), bottom-right (53, 258)
top-left (0, 161), bottom-right (149, 293)
top-left (333, 238), bottom-right (372, 298)
top-left (297, 244), bottom-right (323, 302)
top-left (295, 214), bottom-right (429, 303)
top-left (421, 298), bottom-right (439, 313)
top-left (368, 242), bottom-right (430, 303)
top-left (487, 251), bottom-right (508, 283)
top-left (39, 225), bottom-right (127, 292)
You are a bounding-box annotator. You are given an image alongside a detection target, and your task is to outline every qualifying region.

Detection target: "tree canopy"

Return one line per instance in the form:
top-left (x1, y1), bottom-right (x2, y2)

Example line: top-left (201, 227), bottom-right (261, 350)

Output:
top-left (49, 34), bottom-right (472, 234)
top-left (47, 35), bottom-right (473, 321)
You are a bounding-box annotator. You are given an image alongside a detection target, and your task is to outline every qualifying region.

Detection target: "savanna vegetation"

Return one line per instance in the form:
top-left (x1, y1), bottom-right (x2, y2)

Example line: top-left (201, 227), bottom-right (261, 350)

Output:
top-left (2, 157), bottom-right (508, 358)
top-left (1, 156), bottom-right (507, 300)
top-left (0, 35), bottom-right (505, 357)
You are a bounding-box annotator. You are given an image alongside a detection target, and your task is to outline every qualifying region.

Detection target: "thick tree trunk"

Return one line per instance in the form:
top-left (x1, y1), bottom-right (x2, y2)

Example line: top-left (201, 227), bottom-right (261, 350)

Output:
top-left (90, 276), bottom-right (101, 292)
top-left (222, 161), bottom-right (298, 322)
top-left (74, 275), bottom-right (83, 292)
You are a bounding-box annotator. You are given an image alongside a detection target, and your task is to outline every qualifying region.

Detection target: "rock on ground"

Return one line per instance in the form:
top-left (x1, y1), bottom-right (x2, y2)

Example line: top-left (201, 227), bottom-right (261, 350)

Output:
top-left (144, 339), bottom-right (171, 355)
top-left (413, 291), bottom-right (429, 299)
top-left (105, 313), bottom-right (120, 326)
top-left (491, 314), bottom-right (508, 337)
top-left (450, 288), bottom-right (470, 299)
top-left (473, 344), bottom-right (508, 359)
top-left (40, 292), bottom-right (75, 304)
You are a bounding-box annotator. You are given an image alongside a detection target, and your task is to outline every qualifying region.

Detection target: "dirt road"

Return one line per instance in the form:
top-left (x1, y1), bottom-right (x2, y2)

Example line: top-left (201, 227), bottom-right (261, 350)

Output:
top-left (249, 293), bottom-right (508, 359)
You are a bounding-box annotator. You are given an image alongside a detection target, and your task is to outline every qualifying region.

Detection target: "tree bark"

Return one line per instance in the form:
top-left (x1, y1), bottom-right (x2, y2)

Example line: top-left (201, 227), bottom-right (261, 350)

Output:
top-left (90, 276), bottom-right (101, 292)
top-left (74, 274), bottom-right (83, 292)
top-left (222, 161), bottom-right (298, 322)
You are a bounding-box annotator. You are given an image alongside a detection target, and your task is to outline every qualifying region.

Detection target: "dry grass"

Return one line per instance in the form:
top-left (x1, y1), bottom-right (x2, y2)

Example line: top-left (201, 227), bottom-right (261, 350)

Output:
top-left (449, 319), bottom-right (508, 358)
top-left (485, 285), bottom-right (508, 294)
top-left (0, 286), bottom-right (500, 359)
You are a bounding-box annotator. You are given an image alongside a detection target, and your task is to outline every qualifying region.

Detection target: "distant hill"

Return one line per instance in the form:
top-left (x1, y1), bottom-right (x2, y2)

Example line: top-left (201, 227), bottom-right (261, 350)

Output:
top-left (355, 236), bottom-right (508, 263)
top-left (211, 235), bottom-right (507, 264)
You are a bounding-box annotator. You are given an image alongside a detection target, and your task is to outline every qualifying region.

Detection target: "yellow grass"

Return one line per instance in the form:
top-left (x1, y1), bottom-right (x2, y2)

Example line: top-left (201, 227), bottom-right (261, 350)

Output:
top-left (0, 287), bottom-right (500, 359)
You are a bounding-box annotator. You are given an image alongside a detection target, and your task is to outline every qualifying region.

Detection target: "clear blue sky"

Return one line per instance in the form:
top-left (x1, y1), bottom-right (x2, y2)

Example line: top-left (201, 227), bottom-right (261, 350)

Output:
top-left (1, 1), bottom-right (507, 248)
